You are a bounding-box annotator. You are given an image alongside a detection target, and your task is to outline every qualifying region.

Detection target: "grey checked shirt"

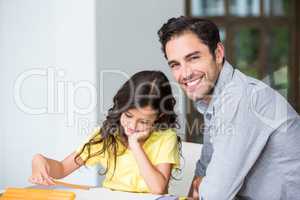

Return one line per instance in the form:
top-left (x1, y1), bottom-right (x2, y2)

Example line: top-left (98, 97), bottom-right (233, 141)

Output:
top-left (194, 61), bottom-right (300, 200)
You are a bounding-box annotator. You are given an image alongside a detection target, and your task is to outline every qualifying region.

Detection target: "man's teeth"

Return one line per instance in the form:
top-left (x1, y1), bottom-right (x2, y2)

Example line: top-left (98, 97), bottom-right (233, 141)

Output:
top-left (186, 79), bottom-right (200, 86)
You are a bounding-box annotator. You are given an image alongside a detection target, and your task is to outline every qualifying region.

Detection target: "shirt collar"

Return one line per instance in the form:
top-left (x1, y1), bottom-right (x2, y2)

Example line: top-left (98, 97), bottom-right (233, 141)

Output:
top-left (194, 61), bottom-right (234, 115)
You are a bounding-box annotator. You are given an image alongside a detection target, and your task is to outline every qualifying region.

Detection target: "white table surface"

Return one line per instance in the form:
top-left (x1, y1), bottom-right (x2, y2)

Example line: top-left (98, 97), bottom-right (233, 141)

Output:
top-left (0, 186), bottom-right (178, 200)
top-left (63, 187), bottom-right (162, 200)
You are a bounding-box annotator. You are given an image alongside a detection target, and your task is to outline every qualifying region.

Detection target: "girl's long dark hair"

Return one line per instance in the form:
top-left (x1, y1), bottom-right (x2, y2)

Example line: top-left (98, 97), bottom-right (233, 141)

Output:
top-left (75, 70), bottom-right (181, 177)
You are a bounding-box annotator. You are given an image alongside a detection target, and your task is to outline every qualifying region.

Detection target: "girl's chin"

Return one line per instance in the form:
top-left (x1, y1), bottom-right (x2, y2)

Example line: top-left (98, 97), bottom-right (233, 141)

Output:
top-left (124, 131), bottom-right (134, 136)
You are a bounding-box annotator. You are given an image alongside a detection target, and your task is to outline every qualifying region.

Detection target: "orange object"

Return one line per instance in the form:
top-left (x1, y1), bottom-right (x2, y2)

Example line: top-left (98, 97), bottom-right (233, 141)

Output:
top-left (0, 188), bottom-right (75, 200)
top-left (53, 180), bottom-right (93, 190)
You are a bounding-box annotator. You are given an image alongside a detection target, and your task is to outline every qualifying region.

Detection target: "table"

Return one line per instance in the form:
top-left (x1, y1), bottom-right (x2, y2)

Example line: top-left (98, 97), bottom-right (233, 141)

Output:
top-left (0, 186), bottom-right (179, 200)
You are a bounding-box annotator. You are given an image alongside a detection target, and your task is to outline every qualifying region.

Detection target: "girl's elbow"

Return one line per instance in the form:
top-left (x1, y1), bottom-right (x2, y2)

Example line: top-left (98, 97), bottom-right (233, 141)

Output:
top-left (151, 189), bottom-right (166, 195)
top-left (150, 185), bottom-right (168, 195)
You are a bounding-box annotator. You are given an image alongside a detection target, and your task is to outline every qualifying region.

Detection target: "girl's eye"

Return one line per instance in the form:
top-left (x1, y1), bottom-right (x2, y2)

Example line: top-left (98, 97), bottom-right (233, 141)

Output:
top-left (140, 120), bottom-right (150, 125)
top-left (124, 112), bottom-right (132, 118)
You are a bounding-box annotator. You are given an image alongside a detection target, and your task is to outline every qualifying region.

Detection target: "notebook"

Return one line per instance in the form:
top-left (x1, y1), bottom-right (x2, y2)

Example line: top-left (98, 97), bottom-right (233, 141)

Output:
top-left (0, 188), bottom-right (75, 200)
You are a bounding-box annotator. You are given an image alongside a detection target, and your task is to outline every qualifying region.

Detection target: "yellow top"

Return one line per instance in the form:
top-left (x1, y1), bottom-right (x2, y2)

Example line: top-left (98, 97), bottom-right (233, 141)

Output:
top-left (76, 127), bottom-right (180, 193)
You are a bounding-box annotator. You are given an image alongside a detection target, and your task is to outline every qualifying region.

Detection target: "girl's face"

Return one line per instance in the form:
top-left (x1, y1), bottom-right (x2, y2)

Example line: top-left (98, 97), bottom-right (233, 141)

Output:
top-left (120, 106), bottom-right (158, 137)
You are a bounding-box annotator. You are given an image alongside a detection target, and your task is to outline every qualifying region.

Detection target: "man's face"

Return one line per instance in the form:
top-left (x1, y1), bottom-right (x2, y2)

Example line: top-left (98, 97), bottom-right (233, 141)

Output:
top-left (165, 32), bottom-right (224, 101)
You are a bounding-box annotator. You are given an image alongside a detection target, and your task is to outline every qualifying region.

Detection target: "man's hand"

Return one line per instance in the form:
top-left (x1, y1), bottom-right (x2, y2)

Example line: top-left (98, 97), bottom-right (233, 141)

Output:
top-left (188, 176), bottom-right (203, 199)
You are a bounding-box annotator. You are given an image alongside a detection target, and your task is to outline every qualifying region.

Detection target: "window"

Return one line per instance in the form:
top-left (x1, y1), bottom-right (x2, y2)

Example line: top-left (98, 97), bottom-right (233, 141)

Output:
top-left (185, 0), bottom-right (299, 143)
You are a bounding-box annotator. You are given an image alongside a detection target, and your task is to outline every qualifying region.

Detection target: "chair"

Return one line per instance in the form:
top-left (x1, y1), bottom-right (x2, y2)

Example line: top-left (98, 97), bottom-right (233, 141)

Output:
top-left (168, 142), bottom-right (202, 197)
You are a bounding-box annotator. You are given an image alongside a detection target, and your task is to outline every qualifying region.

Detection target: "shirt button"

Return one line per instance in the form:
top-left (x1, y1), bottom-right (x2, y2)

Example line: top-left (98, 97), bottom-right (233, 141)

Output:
top-left (205, 113), bottom-right (212, 121)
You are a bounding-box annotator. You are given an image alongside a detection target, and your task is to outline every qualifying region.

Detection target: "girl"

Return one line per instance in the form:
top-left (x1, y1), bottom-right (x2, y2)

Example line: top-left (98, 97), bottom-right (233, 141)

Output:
top-left (29, 70), bottom-right (181, 194)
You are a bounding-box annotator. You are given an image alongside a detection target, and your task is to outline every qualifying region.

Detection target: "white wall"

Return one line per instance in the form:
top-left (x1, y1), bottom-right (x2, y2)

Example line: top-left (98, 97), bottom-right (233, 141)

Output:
top-left (96, 0), bottom-right (186, 136)
top-left (0, 0), bottom-right (98, 189)
top-left (0, 0), bottom-right (185, 190)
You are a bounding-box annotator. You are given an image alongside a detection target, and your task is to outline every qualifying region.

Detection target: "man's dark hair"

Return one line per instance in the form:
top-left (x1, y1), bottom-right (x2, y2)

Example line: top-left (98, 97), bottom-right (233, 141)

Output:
top-left (158, 16), bottom-right (222, 60)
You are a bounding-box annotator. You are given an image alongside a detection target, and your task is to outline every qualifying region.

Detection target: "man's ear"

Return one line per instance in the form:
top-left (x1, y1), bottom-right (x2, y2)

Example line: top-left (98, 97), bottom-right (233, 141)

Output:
top-left (215, 42), bottom-right (225, 65)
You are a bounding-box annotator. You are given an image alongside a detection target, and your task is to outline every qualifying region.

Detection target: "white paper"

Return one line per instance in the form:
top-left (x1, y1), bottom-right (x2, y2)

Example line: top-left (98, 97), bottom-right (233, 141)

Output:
top-left (69, 187), bottom-right (162, 200)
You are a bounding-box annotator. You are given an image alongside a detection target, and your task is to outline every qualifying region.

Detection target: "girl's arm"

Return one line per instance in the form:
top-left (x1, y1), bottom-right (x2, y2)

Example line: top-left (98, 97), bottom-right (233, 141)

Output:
top-left (29, 152), bottom-right (84, 185)
top-left (130, 142), bottom-right (172, 194)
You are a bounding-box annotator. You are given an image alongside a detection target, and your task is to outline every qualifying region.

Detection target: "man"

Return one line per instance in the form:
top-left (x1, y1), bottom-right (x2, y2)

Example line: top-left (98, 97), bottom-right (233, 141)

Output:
top-left (157, 16), bottom-right (300, 200)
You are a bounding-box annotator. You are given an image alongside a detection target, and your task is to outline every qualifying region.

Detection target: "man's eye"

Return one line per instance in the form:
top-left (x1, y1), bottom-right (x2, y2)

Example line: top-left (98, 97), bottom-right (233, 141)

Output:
top-left (170, 63), bottom-right (179, 69)
top-left (190, 56), bottom-right (199, 61)
top-left (124, 113), bottom-right (132, 118)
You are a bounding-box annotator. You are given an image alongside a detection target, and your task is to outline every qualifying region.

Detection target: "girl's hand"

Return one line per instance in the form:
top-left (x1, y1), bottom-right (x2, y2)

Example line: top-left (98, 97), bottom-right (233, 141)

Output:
top-left (28, 154), bottom-right (56, 186)
top-left (128, 130), bottom-right (150, 150)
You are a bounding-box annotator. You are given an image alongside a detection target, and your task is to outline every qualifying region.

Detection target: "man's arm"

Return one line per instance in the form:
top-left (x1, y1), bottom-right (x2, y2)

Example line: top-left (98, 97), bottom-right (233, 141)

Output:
top-left (188, 176), bottom-right (203, 199)
top-left (188, 133), bottom-right (213, 199)
top-left (198, 85), bottom-right (281, 199)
